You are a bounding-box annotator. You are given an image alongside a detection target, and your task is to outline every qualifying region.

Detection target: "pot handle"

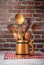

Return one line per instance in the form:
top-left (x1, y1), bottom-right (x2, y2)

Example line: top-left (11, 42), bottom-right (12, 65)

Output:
top-left (29, 40), bottom-right (34, 55)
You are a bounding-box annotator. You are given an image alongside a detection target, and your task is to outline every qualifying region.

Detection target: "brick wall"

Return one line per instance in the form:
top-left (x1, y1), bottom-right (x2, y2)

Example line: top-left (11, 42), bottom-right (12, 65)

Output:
top-left (0, 0), bottom-right (44, 53)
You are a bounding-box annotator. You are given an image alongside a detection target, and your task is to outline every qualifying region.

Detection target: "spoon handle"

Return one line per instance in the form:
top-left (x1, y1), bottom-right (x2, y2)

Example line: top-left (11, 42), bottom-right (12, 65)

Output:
top-left (18, 25), bottom-right (23, 40)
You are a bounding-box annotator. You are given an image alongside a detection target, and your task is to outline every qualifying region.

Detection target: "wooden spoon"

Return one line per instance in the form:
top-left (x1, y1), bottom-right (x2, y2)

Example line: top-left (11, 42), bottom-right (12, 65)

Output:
top-left (31, 23), bottom-right (39, 31)
top-left (15, 14), bottom-right (24, 40)
top-left (13, 32), bottom-right (18, 41)
top-left (15, 13), bottom-right (24, 25)
top-left (23, 19), bottom-right (31, 39)
top-left (7, 24), bottom-right (18, 41)
top-left (7, 24), bottom-right (16, 33)
top-left (25, 23), bottom-right (39, 40)
top-left (24, 19), bottom-right (31, 33)
top-left (25, 31), bottom-right (32, 40)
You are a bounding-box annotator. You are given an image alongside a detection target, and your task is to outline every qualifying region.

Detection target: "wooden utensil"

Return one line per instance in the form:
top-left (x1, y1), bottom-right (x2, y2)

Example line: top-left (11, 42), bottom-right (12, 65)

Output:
top-left (24, 19), bottom-right (31, 33)
top-left (15, 13), bottom-right (24, 40)
top-left (23, 19), bottom-right (31, 39)
top-left (29, 39), bottom-right (34, 55)
top-left (7, 24), bottom-right (18, 41)
top-left (7, 24), bottom-right (16, 33)
top-left (15, 14), bottom-right (24, 25)
top-left (31, 23), bottom-right (39, 31)
top-left (25, 31), bottom-right (32, 40)
top-left (25, 23), bottom-right (39, 40)
top-left (17, 25), bottom-right (23, 40)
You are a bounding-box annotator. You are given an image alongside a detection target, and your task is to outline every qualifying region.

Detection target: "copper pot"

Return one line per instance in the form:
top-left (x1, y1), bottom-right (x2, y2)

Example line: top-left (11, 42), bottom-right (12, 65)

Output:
top-left (16, 40), bottom-right (34, 55)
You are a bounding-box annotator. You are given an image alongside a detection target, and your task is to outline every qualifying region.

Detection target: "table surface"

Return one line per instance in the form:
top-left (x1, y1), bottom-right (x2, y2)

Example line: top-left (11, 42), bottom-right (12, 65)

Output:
top-left (0, 51), bottom-right (44, 65)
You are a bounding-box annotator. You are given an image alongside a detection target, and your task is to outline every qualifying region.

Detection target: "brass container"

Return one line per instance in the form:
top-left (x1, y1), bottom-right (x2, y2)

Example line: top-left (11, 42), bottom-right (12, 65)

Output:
top-left (16, 40), bottom-right (34, 55)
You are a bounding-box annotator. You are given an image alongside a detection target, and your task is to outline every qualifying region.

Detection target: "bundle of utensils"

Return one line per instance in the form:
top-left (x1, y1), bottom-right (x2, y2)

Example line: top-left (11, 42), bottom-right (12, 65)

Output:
top-left (7, 13), bottom-right (39, 42)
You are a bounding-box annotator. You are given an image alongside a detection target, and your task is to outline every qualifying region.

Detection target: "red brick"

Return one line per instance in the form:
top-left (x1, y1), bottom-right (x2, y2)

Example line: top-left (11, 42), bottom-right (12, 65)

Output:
top-left (34, 40), bottom-right (44, 43)
top-left (26, 10), bottom-right (34, 13)
top-left (42, 10), bottom-right (44, 13)
top-left (8, 1), bottom-right (21, 5)
top-left (35, 35), bottom-right (41, 38)
top-left (41, 2), bottom-right (44, 5)
top-left (40, 49), bottom-right (44, 52)
top-left (0, 1), bottom-right (7, 7)
top-left (8, 6), bottom-right (13, 9)
top-left (23, 14), bottom-right (32, 17)
top-left (36, 18), bottom-right (42, 21)
top-left (0, 21), bottom-right (15, 25)
top-left (0, 5), bottom-right (13, 9)
top-left (22, 2), bottom-right (27, 5)
top-left (0, 39), bottom-right (5, 42)
top-left (9, 10), bottom-right (21, 13)
top-left (0, 14), bottom-right (11, 17)
top-left (10, 44), bottom-right (16, 47)
top-left (33, 6), bottom-right (41, 9)
top-left (27, 6), bottom-right (33, 9)
top-left (0, 35), bottom-right (1, 38)
top-left (33, 6), bottom-right (44, 9)
top-left (35, 10), bottom-right (41, 13)
top-left (33, 44), bottom-right (36, 48)
top-left (42, 35), bottom-right (44, 38)
top-left (0, 25), bottom-right (7, 29)
top-left (2, 48), bottom-right (15, 51)
top-left (2, 35), bottom-right (14, 38)
top-left (34, 14), bottom-right (43, 17)
top-left (3, 44), bottom-right (9, 47)
top-left (7, 39), bottom-right (15, 42)
top-left (0, 17), bottom-right (9, 21)
top-left (0, 49), bottom-right (15, 51)
top-left (33, 2), bottom-right (40, 5)
top-left (21, 9), bottom-right (26, 13)
top-left (28, 1), bottom-right (33, 5)
top-left (35, 49), bottom-right (39, 51)
top-left (41, 14), bottom-right (44, 18)
top-left (0, 1), bottom-right (7, 5)
top-left (0, 31), bottom-right (11, 34)
top-left (37, 44), bottom-right (43, 48)
top-left (34, 31), bottom-right (44, 34)
top-left (22, 1), bottom-right (33, 5)
top-left (0, 9), bottom-right (7, 13)
top-left (0, 44), bottom-right (2, 47)
top-left (14, 6), bottom-right (26, 9)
